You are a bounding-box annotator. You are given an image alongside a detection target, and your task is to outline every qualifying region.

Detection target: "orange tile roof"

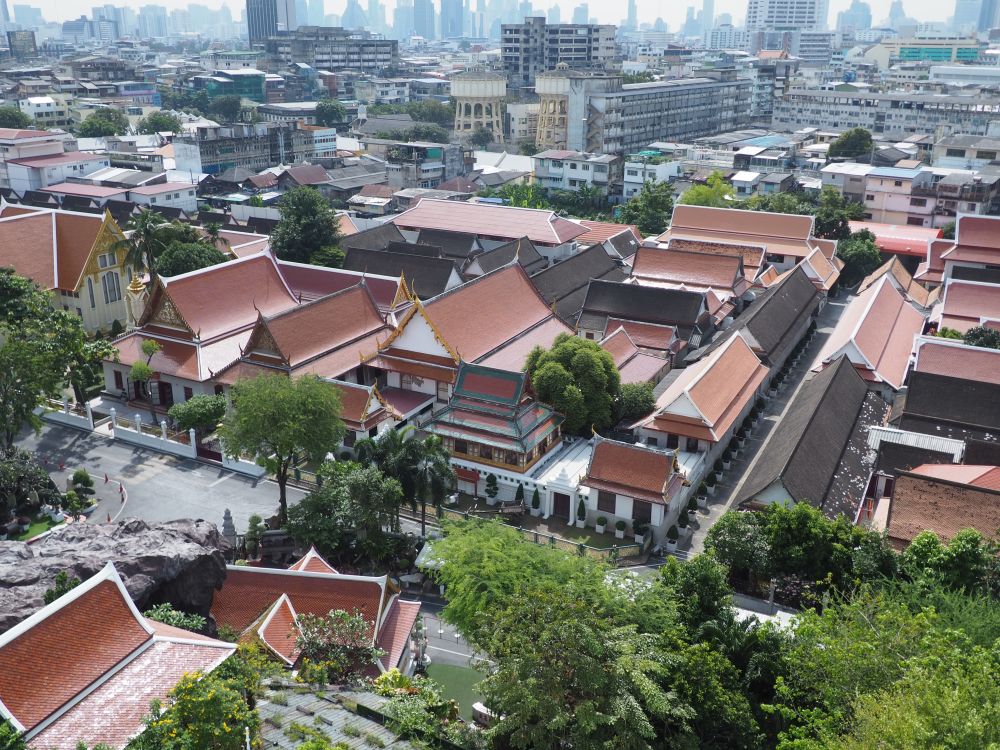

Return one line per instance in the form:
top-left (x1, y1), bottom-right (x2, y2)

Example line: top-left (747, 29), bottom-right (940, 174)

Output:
top-left (377, 599), bottom-right (421, 671)
top-left (393, 198), bottom-right (587, 245)
top-left (477, 315), bottom-right (573, 372)
top-left (257, 595), bottom-right (300, 665)
top-left (299, 329), bottom-right (387, 379)
top-left (584, 439), bottom-right (675, 504)
top-left (954, 214), bottom-right (1000, 250)
top-left (909, 464), bottom-right (1000, 491)
top-left (631, 247), bottom-right (746, 292)
top-left (859, 257), bottom-right (935, 309)
top-left (801, 247), bottom-right (841, 292)
top-left (605, 317), bottom-right (676, 351)
top-left (887, 474), bottom-right (1000, 549)
top-left (659, 205), bottom-right (820, 262)
top-left (664, 237), bottom-right (765, 274)
top-left (913, 338), bottom-right (1000, 386)
top-left (55, 212), bottom-right (106, 290)
top-left (289, 547), bottom-right (339, 574)
top-left (938, 280), bottom-right (1000, 334)
top-left (601, 327), bottom-right (639, 367)
top-left (576, 220), bottom-right (642, 247)
top-left (848, 220), bottom-right (941, 257)
top-left (0, 211), bottom-right (58, 289)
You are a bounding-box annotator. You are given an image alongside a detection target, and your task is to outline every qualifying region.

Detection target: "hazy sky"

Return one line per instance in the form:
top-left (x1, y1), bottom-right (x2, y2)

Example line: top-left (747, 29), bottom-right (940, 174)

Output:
top-left (28, 0), bottom-right (952, 27)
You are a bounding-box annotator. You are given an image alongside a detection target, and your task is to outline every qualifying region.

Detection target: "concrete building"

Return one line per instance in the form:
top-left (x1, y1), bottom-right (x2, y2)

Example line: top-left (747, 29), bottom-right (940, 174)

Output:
top-left (501, 17), bottom-right (617, 89)
top-left (932, 134), bottom-right (1000, 168)
top-left (532, 149), bottom-right (621, 196)
top-left (361, 138), bottom-right (474, 189)
top-left (0, 128), bottom-right (106, 194)
top-left (821, 162), bottom-right (875, 203)
top-left (745, 0), bottom-right (830, 31)
top-left (622, 158), bottom-right (683, 198)
top-left (863, 35), bottom-right (981, 68)
top-left (862, 166), bottom-right (937, 226)
top-left (173, 121), bottom-right (335, 175)
top-left (506, 101), bottom-right (539, 144)
top-left (353, 78), bottom-right (410, 104)
top-left (265, 26), bottom-right (398, 75)
top-left (772, 89), bottom-right (1000, 136)
top-left (247, 0), bottom-right (297, 45)
top-left (17, 95), bottom-right (71, 128)
top-left (451, 70), bottom-right (506, 143)
top-left (535, 68), bottom-right (750, 155)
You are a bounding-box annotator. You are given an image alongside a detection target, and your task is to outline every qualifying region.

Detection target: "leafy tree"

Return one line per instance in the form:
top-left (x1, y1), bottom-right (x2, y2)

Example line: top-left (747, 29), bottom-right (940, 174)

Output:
top-left (813, 186), bottom-right (864, 240)
top-left (43, 571), bottom-right (81, 604)
top-left (0, 719), bottom-right (24, 750)
top-left (68, 336), bottom-right (118, 405)
top-left (354, 426), bottom-right (423, 525)
top-left (525, 333), bottom-right (620, 434)
top-left (404, 98), bottom-right (454, 126)
top-left (131, 671), bottom-right (258, 750)
top-left (828, 127), bottom-right (873, 158)
top-left (614, 381), bottom-right (656, 423)
top-left (244, 513), bottom-right (265, 558)
top-left (740, 191), bottom-right (815, 216)
top-left (143, 603), bottom-right (207, 632)
top-left (835, 229), bottom-right (882, 285)
top-left (518, 141), bottom-right (539, 156)
top-left (77, 108), bottom-right (130, 137)
top-left (219, 373), bottom-right (344, 524)
top-left (129, 338), bottom-right (162, 422)
top-left (901, 529), bottom-right (997, 594)
top-left (0, 270), bottom-right (90, 447)
top-left (484, 473), bottom-right (498, 500)
top-left (0, 448), bottom-right (60, 522)
top-left (167, 394), bottom-right (226, 434)
top-left (155, 242), bottom-right (228, 277)
top-left (962, 325), bottom-right (1000, 350)
top-left (269, 186), bottom-right (342, 265)
top-left (705, 510), bottom-right (772, 585)
top-left (413, 434), bottom-right (454, 536)
top-left (295, 609), bottom-right (386, 683)
top-left (468, 125), bottom-right (494, 148)
top-left (658, 554), bottom-right (733, 633)
top-left (201, 222), bottom-right (230, 253)
top-left (678, 171), bottom-right (732, 207)
top-left (935, 326), bottom-right (964, 340)
top-left (314, 99), bottom-right (347, 127)
top-left (137, 111), bottom-right (182, 134)
top-left (0, 106), bottom-right (32, 129)
top-left (207, 94), bottom-right (242, 124)
top-left (618, 180), bottom-right (674, 236)
top-left (111, 209), bottom-right (173, 278)
top-left (941, 220), bottom-right (956, 239)
top-left (308, 245), bottom-right (345, 268)
top-left (405, 123), bottom-right (450, 142)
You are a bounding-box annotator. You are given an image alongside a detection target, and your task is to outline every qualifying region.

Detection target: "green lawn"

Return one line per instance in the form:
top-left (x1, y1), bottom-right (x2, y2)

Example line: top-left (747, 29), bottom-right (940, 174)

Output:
top-left (425, 663), bottom-right (483, 721)
top-left (16, 515), bottom-right (60, 541)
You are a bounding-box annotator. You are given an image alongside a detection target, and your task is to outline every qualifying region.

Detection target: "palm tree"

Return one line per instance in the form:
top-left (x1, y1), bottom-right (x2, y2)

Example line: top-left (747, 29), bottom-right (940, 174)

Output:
top-left (355, 426), bottom-right (422, 530)
top-left (413, 434), bottom-right (454, 537)
top-left (203, 222), bottom-right (231, 254)
top-left (112, 209), bottom-right (172, 280)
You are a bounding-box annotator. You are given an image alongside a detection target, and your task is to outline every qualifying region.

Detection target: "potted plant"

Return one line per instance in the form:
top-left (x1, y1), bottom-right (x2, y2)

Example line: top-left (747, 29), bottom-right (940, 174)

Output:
top-left (485, 474), bottom-right (499, 505)
top-left (596, 515), bottom-right (607, 534)
top-left (615, 519), bottom-right (626, 539)
top-left (633, 520), bottom-right (648, 544)
top-left (714, 459), bottom-right (724, 480)
top-left (697, 482), bottom-right (709, 509)
top-left (531, 487), bottom-right (541, 516)
top-left (666, 524), bottom-right (678, 552)
top-left (678, 509), bottom-right (690, 533)
top-left (705, 473), bottom-right (717, 496)
top-left (514, 482), bottom-right (525, 506)
top-left (245, 514), bottom-right (265, 559)
top-left (687, 495), bottom-right (699, 515)
top-left (575, 497), bottom-right (587, 528)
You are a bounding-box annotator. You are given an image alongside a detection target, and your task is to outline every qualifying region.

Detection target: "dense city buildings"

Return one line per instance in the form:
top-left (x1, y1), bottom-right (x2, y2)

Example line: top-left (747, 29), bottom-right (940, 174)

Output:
top-left (265, 25), bottom-right (398, 74)
top-left (501, 16), bottom-right (617, 89)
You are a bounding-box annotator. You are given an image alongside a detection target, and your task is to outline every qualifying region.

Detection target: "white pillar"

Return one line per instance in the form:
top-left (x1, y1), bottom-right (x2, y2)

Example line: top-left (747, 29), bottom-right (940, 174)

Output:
top-left (160, 420), bottom-right (167, 440)
top-left (110, 407), bottom-right (117, 437)
top-left (134, 413), bottom-right (142, 432)
top-left (85, 402), bottom-right (93, 429)
top-left (62, 397), bottom-right (70, 414)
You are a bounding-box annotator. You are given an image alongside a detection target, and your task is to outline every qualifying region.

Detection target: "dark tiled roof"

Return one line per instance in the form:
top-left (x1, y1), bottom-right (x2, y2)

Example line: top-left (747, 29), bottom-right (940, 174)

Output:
top-left (529, 245), bottom-right (627, 321)
top-left (739, 356), bottom-right (881, 519)
top-left (472, 237), bottom-right (547, 275)
top-left (384, 240), bottom-right (445, 258)
top-left (342, 247), bottom-right (457, 299)
top-left (899, 371), bottom-right (1000, 445)
top-left (577, 278), bottom-right (705, 335)
top-left (341, 222), bottom-right (406, 251)
top-left (875, 441), bottom-right (954, 476)
top-left (415, 228), bottom-right (479, 260)
top-left (246, 216), bottom-right (279, 234)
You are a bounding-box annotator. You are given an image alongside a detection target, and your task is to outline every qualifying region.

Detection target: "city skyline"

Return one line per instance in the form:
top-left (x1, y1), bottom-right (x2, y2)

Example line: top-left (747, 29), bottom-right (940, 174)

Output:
top-left (21, 0), bottom-right (953, 28)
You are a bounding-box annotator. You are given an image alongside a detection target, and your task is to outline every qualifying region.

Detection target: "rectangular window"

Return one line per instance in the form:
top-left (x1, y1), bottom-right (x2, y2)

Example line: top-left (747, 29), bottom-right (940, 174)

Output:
top-left (214, 384), bottom-right (224, 395)
top-left (597, 490), bottom-right (616, 513)
top-left (454, 439), bottom-right (468, 454)
top-left (183, 387), bottom-right (193, 400)
top-left (909, 197), bottom-right (927, 207)
top-left (906, 217), bottom-right (925, 226)
top-left (633, 500), bottom-right (652, 524)
top-left (975, 151), bottom-right (997, 160)
top-left (866, 194), bottom-right (874, 201)
top-left (87, 277), bottom-right (95, 308)
top-left (480, 445), bottom-right (493, 461)
top-left (894, 180), bottom-right (903, 187)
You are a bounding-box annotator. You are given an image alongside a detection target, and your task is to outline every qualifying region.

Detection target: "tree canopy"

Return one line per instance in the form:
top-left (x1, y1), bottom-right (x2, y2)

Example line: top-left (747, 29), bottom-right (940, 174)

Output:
top-left (678, 171), bottom-right (732, 207)
top-left (137, 111), bottom-right (183, 134)
top-left (155, 242), bottom-right (228, 277)
top-left (962, 325), bottom-right (1000, 350)
top-left (219, 374), bottom-right (344, 523)
top-left (314, 99), bottom-right (347, 127)
top-left (828, 127), bottom-right (874, 158)
top-left (618, 180), bottom-right (674, 236)
top-left (525, 333), bottom-right (621, 434)
top-left (468, 126), bottom-right (494, 148)
top-left (167, 394), bottom-right (226, 434)
top-left (269, 186), bottom-right (342, 266)
top-left (0, 106), bottom-right (32, 129)
top-left (207, 95), bottom-right (242, 124)
top-left (77, 108), bottom-right (130, 137)
top-left (835, 228), bottom-right (882, 286)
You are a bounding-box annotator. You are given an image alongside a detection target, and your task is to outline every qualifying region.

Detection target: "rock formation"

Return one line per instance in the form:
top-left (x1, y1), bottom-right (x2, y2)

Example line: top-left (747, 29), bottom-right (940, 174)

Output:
top-left (0, 518), bottom-right (229, 633)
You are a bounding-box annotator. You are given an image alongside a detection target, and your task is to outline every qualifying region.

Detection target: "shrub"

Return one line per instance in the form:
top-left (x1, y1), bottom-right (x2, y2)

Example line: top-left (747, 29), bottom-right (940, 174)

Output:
top-left (514, 483), bottom-right (524, 503)
top-left (531, 487), bottom-right (540, 509)
top-left (596, 515), bottom-right (607, 526)
top-left (687, 496), bottom-right (698, 512)
top-left (634, 520), bottom-right (649, 536)
top-left (485, 474), bottom-right (498, 500)
top-left (576, 497), bottom-right (586, 520)
top-left (245, 514), bottom-right (265, 558)
top-left (698, 482), bottom-right (708, 496)
top-left (714, 459), bottom-right (724, 474)
top-left (144, 603), bottom-right (207, 632)
top-left (706, 473), bottom-right (717, 487)
top-left (678, 510), bottom-right (690, 528)
top-left (110, 319), bottom-right (125, 337)
top-left (667, 524), bottom-right (678, 541)
top-left (615, 519), bottom-right (626, 530)
top-left (43, 571), bottom-right (81, 604)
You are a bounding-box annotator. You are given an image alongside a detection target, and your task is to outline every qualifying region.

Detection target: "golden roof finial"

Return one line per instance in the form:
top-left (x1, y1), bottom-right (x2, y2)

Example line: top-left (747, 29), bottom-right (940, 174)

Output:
top-left (127, 274), bottom-right (145, 294)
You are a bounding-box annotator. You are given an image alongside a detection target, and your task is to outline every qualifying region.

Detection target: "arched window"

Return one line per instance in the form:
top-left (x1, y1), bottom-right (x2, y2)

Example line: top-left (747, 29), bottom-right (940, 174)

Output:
top-left (102, 271), bottom-right (121, 304)
top-left (86, 277), bottom-right (95, 308)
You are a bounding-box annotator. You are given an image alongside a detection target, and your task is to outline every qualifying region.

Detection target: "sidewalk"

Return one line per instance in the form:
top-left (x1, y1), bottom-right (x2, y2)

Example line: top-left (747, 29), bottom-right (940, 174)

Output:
top-left (686, 297), bottom-right (849, 555)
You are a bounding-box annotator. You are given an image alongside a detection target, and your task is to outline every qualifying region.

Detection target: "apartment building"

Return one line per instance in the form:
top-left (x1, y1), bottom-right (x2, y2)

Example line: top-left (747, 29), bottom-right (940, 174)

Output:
top-left (266, 27), bottom-right (399, 75)
top-left (172, 121), bottom-right (336, 175)
top-left (0, 127), bottom-right (106, 194)
top-left (821, 162), bottom-right (875, 203)
top-left (535, 69), bottom-right (750, 155)
top-left (361, 138), bottom-right (474, 189)
top-left (622, 158), bottom-right (683, 198)
top-left (353, 78), bottom-right (411, 104)
top-left (931, 134), bottom-right (1000, 169)
top-left (858, 166), bottom-right (1000, 227)
top-left (532, 150), bottom-right (622, 197)
top-left (501, 17), bottom-right (618, 89)
top-left (17, 96), bottom-right (72, 128)
top-left (772, 89), bottom-right (1000, 136)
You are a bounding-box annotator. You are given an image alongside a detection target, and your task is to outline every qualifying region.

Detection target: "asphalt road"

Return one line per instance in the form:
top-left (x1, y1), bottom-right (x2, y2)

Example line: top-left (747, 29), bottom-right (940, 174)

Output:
top-left (15, 422), bottom-right (305, 533)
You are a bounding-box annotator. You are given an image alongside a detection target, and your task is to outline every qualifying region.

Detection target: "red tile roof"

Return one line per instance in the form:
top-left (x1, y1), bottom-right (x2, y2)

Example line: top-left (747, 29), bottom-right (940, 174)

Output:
top-left (42, 182), bottom-right (128, 199)
top-left (660, 205), bottom-right (820, 262)
top-left (0, 209), bottom-right (108, 292)
top-left (576, 220), bottom-right (642, 247)
top-left (289, 547), bottom-right (339, 574)
top-left (8, 152), bottom-right (105, 167)
top-left (887, 473), bottom-right (1000, 549)
top-left (276, 260), bottom-right (398, 310)
top-left (631, 247), bottom-right (747, 293)
top-left (938, 280), bottom-right (1000, 334)
top-left (0, 127), bottom-right (52, 139)
top-left (848, 220), bottom-right (941, 258)
top-left (377, 599), bottom-right (421, 671)
top-left (909, 464), bottom-right (1000, 491)
top-left (257, 595), bottom-right (299, 665)
top-left (954, 214), bottom-right (1000, 250)
top-left (913, 338), bottom-right (1000, 386)
top-left (584, 440), bottom-right (675, 504)
top-left (393, 198), bottom-right (587, 246)
top-left (605, 317), bottom-right (676, 351)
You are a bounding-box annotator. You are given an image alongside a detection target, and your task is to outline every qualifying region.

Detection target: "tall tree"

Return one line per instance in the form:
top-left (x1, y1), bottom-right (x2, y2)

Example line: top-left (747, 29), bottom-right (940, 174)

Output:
top-left (618, 180), bottom-right (674, 236)
top-left (525, 333), bottom-right (621, 434)
top-left (962, 325), bottom-right (1000, 350)
top-left (137, 111), bottom-right (182, 134)
top-left (813, 186), bottom-right (864, 240)
top-left (836, 229), bottom-right (882, 285)
top-left (219, 374), bottom-right (344, 523)
top-left (678, 171), bottom-right (732, 207)
top-left (77, 108), bottom-right (130, 137)
top-left (0, 106), bottom-right (32, 129)
top-left (155, 242), bottom-right (228, 277)
top-left (314, 99), bottom-right (347, 127)
top-left (207, 94), bottom-right (242, 123)
top-left (828, 127), bottom-right (874, 159)
top-left (413, 434), bottom-right (454, 536)
top-left (111, 209), bottom-right (173, 279)
top-left (269, 186), bottom-right (342, 265)
top-left (468, 125), bottom-right (494, 148)
top-left (355, 424), bottom-right (423, 527)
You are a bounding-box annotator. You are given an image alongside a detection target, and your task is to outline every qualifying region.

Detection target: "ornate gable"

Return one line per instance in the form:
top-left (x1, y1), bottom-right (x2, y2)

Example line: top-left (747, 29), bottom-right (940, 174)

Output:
top-left (374, 297), bottom-right (460, 363)
top-left (243, 317), bottom-right (288, 364)
top-left (140, 282), bottom-right (194, 336)
top-left (80, 212), bottom-right (127, 282)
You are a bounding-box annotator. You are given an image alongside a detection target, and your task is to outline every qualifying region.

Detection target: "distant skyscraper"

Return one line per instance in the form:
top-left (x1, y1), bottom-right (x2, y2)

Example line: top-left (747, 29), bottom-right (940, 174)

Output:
top-left (745, 0), bottom-right (829, 31)
top-left (953, 0), bottom-right (982, 32)
top-left (547, 4), bottom-right (560, 23)
top-left (394, 0), bottom-right (414, 37)
top-left (367, 0), bottom-right (385, 33)
top-left (886, 0), bottom-right (907, 28)
top-left (624, 0), bottom-right (637, 30)
top-left (701, 0), bottom-right (714, 30)
top-left (836, 0), bottom-right (872, 31)
top-left (307, 0), bottom-right (323, 24)
top-left (979, 0), bottom-right (999, 29)
top-left (413, 0), bottom-right (434, 37)
top-left (245, 0), bottom-right (295, 44)
top-left (341, 0), bottom-right (367, 28)
top-left (138, 4), bottom-right (168, 38)
top-left (440, 0), bottom-right (463, 37)
top-left (571, 3), bottom-right (588, 24)
top-left (294, 0), bottom-right (307, 30)
top-left (12, 4), bottom-right (42, 27)
top-left (0, 0), bottom-right (9, 36)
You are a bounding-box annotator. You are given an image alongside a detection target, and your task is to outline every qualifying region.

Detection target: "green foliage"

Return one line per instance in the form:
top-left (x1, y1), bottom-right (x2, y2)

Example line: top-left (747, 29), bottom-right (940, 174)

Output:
top-left (207, 94), bottom-right (242, 123)
top-left (828, 127), bottom-right (873, 158)
top-left (518, 141), bottom-right (539, 156)
top-left (368, 99), bottom-right (455, 126)
top-left (155, 242), bottom-right (228, 277)
top-left (813, 187), bottom-right (864, 240)
top-left (377, 123), bottom-right (451, 143)
top-left (0, 269), bottom-right (92, 447)
top-left (270, 186), bottom-right (342, 265)
top-left (962, 324), bottom-right (1000, 350)
top-left (531, 486), bottom-right (540, 509)
top-left (940, 220), bottom-right (956, 239)
top-left (314, 99), bottom-right (347, 127)
top-left (137, 111), bottom-right (183, 134)
top-left (514, 483), bottom-right (524, 503)
top-left (244, 513), bottom-right (265, 558)
top-left (478, 181), bottom-right (612, 220)
top-left (935, 326), bottom-right (964, 339)
top-left (484, 473), bottom-right (498, 500)
top-left (468, 125), bottom-right (494, 148)
top-left (835, 229), bottom-right (882, 285)
top-left (157, 87), bottom-right (210, 115)
top-left (679, 171), bottom-right (732, 207)
top-left (0, 719), bottom-right (25, 750)
top-left (295, 609), bottom-right (386, 683)
top-left (111, 209), bottom-right (173, 277)
top-left (308, 245), bottom-right (345, 269)
top-left (71, 469), bottom-right (94, 498)
top-left (131, 671), bottom-right (258, 750)
top-left (167, 394), bottom-right (226, 434)
top-left (614, 381), bottom-right (656, 423)
top-left (901, 529), bottom-right (998, 594)
top-left (220, 374), bottom-right (343, 523)
top-left (143, 603), bottom-right (207, 632)
top-left (0, 106), bottom-right (32, 129)
top-left (0, 448), bottom-right (59, 521)
top-left (621, 71), bottom-right (655, 83)
top-left (618, 180), bottom-right (674, 236)
top-left (525, 333), bottom-right (620, 434)
top-left (77, 108), bottom-right (130, 137)
top-left (43, 571), bottom-right (81, 604)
